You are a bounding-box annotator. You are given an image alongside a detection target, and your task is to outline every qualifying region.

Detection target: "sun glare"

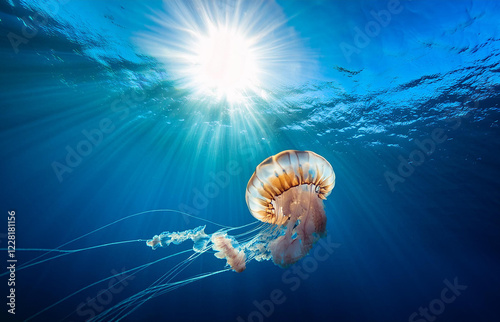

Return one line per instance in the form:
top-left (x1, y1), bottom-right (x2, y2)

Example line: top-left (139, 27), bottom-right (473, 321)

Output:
top-left (195, 27), bottom-right (258, 100)
top-left (140, 0), bottom-right (306, 105)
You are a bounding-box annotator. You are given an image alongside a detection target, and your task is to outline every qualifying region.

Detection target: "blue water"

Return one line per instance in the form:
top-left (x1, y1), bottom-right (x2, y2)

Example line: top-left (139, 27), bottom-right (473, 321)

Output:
top-left (1, 0), bottom-right (500, 321)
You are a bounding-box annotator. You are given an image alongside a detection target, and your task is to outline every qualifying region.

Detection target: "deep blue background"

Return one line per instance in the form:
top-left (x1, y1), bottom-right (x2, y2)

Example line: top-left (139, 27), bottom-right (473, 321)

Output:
top-left (1, 0), bottom-right (499, 321)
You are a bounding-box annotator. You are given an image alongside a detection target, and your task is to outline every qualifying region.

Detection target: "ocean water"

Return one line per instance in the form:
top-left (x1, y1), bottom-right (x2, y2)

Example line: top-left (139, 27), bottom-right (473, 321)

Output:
top-left (1, 0), bottom-right (500, 321)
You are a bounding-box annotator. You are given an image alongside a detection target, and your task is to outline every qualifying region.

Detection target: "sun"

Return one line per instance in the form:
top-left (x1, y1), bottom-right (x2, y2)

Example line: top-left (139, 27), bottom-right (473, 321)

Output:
top-left (139, 0), bottom-right (306, 106)
top-left (194, 26), bottom-right (259, 100)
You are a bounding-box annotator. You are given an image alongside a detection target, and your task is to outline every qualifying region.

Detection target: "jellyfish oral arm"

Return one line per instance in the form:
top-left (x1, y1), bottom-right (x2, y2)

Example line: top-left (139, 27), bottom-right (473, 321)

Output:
top-left (146, 226), bottom-right (247, 273)
top-left (146, 225), bottom-right (210, 252)
top-left (211, 233), bottom-right (246, 273)
top-left (268, 184), bottom-right (327, 267)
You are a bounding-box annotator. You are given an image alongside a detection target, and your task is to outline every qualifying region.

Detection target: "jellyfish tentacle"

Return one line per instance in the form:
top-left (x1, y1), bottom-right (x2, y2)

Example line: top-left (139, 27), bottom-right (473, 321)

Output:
top-left (26, 249), bottom-right (194, 321)
top-left (8, 209), bottom-right (229, 277)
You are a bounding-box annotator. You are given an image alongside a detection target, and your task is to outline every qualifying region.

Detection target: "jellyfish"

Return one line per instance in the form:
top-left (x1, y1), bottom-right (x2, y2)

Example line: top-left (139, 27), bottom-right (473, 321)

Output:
top-left (6, 150), bottom-right (335, 321)
top-left (144, 150), bottom-right (335, 271)
top-left (245, 150), bottom-right (335, 267)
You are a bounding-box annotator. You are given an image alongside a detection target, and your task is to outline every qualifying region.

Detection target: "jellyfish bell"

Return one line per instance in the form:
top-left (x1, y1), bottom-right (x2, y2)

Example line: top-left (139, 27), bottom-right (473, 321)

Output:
top-left (245, 150), bottom-right (335, 267)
